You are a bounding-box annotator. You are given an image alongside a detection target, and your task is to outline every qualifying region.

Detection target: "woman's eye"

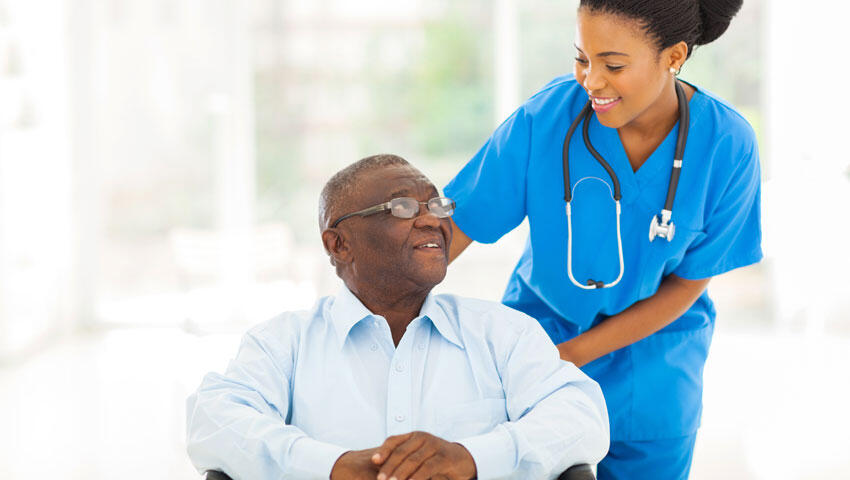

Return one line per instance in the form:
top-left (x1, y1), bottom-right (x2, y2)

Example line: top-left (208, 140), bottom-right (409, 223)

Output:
top-left (574, 57), bottom-right (588, 65)
top-left (606, 65), bottom-right (625, 72)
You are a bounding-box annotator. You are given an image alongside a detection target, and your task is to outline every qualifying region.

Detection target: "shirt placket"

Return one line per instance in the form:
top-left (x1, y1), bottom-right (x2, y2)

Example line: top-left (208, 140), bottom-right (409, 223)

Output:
top-left (384, 318), bottom-right (418, 436)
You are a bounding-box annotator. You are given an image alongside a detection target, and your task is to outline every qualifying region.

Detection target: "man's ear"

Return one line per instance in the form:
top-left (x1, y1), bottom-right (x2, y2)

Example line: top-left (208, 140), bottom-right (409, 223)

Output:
top-left (321, 228), bottom-right (352, 266)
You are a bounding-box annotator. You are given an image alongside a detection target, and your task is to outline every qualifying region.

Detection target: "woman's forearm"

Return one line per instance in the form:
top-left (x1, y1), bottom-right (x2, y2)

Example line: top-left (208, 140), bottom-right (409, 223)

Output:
top-left (558, 274), bottom-right (710, 367)
top-left (448, 218), bottom-right (474, 263)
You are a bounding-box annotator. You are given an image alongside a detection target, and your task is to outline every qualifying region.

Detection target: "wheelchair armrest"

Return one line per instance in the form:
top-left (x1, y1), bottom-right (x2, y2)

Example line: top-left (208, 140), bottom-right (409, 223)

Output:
top-left (558, 463), bottom-right (596, 480)
top-left (207, 464), bottom-right (595, 480)
top-left (205, 472), bottom-right (232, 480)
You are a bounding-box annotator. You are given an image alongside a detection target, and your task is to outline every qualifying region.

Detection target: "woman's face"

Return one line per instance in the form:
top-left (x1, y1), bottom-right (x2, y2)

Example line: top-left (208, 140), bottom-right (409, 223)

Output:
top-left (573, 8), bottom-right (678, 129)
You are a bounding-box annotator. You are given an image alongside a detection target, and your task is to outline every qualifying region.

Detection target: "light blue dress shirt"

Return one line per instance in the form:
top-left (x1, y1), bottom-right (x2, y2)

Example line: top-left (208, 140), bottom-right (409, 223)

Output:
top-left (186, 285), bottom-right (609, 479)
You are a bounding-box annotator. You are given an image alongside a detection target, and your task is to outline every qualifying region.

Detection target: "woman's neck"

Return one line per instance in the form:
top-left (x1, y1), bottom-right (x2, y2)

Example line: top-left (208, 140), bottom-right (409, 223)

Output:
top-left (618, 81), bottom-right (694, 172)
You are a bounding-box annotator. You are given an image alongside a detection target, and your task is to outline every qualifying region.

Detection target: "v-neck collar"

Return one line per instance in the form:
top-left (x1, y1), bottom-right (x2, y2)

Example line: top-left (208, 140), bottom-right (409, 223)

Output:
top-left (587, 84), bottom-right (707, 200)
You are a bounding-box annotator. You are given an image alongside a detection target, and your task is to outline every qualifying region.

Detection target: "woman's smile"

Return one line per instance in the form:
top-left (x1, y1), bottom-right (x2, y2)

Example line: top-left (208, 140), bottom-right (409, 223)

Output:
top-left (590, 95), bottom-right (622, 113)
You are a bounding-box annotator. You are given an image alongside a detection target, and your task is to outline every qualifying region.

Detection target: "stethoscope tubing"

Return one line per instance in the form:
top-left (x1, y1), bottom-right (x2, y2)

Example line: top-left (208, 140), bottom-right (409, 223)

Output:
top-left (665, 81), bottom-right (689, 212)
top-left (566, 200), bottom-right (625, 290)
top-left (563, 80), bottom-right (689, 289)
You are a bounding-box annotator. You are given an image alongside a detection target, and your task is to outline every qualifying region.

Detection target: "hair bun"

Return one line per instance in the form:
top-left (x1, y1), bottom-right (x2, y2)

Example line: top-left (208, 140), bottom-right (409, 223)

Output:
top-left (696, 0), bottom-right (743, 45)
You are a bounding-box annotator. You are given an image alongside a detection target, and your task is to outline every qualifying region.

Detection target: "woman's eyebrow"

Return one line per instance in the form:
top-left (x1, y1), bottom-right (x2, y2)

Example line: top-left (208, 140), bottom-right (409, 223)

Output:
top-left (574, 45), bottom-right (629, 57)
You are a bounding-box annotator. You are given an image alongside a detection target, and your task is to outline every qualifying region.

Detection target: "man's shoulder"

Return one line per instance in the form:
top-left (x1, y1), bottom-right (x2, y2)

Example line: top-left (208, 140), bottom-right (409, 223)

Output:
top-left (432, 293), bottom-right (536, 335)
top-left (247, 295), bottom-right (334, 341)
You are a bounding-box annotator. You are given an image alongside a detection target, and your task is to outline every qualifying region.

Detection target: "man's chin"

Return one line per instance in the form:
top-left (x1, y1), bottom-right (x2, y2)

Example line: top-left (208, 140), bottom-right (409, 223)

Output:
top-left (408, 263), bottom-right (447, 289)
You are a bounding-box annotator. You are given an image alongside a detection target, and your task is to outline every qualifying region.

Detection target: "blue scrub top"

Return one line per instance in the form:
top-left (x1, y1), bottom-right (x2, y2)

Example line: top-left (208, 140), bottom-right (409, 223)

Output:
top-left (444, 74), bottom-right (762, 441)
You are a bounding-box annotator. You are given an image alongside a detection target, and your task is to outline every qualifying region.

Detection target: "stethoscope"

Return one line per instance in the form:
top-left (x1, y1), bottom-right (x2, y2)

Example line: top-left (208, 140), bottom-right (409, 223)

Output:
top-left (562, 80), bottom-right (689, 290)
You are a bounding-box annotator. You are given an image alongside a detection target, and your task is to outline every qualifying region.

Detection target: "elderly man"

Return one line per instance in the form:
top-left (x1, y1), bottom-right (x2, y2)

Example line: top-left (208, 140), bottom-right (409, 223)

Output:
top-left (186, 154), bottom-right (610, 480)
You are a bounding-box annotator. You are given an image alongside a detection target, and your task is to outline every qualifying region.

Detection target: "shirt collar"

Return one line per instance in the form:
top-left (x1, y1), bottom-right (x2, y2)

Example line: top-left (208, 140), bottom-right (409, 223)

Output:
top-left (329, 284), bottom-right (464, 350)
top-left (419, 292), bottom-right (464, 350)
top-left (329, 285), bottom-right (375, 349)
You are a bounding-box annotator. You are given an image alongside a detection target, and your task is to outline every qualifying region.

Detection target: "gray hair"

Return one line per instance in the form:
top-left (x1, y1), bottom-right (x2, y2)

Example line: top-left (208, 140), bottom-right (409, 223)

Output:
top-left (318, 154), bottom-right (411, 230)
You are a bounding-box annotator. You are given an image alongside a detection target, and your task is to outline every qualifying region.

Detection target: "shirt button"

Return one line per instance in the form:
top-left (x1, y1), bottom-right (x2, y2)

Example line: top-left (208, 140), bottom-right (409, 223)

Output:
top-left (418, 343), bottom-right (426, 351)
top-left (395, 363), bottom-right (405, 373)
top-left (370, 344), bottom-right (378, 351)
top-left (395, 414), bottom-right (405, 422)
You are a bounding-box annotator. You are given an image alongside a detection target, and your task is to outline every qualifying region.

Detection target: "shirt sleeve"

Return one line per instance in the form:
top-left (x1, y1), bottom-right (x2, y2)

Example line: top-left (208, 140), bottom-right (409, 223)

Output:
top-left (456, 314), bottom-right (610, 479)
top-left (443, 107), bottom-right (533, 243)
top-left (186, 329), bottom-right (347, 479)
top-left (674, 137), bottom-right (763, 280)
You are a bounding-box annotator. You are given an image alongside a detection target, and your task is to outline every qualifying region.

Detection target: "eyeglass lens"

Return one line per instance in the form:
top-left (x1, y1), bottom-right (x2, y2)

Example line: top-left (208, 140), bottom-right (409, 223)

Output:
top-left (389, 197), bottom-right (454, 219)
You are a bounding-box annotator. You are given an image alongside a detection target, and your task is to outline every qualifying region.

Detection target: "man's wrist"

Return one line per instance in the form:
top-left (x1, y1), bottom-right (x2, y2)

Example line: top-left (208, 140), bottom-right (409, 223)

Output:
top-left (329, 450), bottom-right (352, 479)
top-left (457, 427), bottom-right (517, 480)
top-left (288, 437), bottom-right (349, 479)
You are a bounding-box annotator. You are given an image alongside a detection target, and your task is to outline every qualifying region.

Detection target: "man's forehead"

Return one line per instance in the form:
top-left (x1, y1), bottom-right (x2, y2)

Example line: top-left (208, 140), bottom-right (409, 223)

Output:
top-left (364, 165), bottom-right (436, 199)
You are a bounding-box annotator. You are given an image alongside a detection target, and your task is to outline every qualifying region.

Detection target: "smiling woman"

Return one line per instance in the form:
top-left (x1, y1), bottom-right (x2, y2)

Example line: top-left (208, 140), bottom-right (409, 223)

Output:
top-left (443, 0), bottom-right (760, 478)
top-left (573, 8), bottom-right (694, 171)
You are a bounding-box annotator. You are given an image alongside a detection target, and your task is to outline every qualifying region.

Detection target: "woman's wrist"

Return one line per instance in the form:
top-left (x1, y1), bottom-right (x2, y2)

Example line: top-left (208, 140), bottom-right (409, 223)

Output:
top-left (557, 338), bottom-right (588, 367)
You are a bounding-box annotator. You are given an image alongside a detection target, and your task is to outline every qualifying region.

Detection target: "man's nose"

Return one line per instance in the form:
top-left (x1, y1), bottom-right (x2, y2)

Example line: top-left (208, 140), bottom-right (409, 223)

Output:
top-left (412, 205), bottom-right (441, 228)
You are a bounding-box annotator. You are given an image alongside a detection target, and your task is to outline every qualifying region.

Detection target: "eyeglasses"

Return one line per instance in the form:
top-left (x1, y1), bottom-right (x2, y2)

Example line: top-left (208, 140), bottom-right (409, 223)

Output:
top-left (331, 196), bottom-right (455, 228)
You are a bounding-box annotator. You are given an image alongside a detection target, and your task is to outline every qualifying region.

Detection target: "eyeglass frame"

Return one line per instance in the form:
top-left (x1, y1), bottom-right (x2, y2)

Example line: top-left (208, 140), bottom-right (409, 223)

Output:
top-left (330, 196), bottom-right (456, 228)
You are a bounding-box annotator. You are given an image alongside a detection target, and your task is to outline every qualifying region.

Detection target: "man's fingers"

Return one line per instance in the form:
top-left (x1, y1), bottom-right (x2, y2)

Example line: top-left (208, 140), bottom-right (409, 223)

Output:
top-left (372, 432), bottom-right (414, 465)
top-left (408, 456), bottom-right (445, 480)
top-left (376, 433), bottom-right (428, 480)
top-left (382, 445), bottom-right (436, 480)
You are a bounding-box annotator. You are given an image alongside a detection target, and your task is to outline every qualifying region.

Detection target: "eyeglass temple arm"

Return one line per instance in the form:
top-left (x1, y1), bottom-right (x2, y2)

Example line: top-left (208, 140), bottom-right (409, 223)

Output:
top-left (331, 202), bottom-right (391, 228)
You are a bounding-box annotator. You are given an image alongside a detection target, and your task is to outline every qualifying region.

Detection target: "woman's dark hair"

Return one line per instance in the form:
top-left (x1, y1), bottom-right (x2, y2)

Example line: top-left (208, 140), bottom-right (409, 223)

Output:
top-left (579, 0), bottom-right (743, 57)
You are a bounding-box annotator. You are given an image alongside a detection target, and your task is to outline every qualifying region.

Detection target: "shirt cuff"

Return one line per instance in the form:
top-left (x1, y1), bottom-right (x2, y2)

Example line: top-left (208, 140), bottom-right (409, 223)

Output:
top-left (288, 436), bottom-right (349, 479)
top-left (457, 425), bottom-right (517, 480)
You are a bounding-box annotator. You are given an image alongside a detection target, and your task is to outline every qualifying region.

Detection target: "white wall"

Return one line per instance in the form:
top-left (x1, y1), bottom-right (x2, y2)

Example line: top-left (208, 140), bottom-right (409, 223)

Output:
top-left (763, 1), bottom-right (850, 332)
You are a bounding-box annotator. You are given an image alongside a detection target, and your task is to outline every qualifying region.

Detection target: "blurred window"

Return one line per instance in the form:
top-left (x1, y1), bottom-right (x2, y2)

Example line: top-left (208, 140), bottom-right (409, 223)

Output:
top-left (0, 0), bottom-right (769, 342)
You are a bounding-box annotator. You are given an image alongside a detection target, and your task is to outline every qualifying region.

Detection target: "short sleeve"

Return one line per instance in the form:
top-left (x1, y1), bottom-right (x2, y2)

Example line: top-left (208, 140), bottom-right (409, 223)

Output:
top-left (674, 139), bottom-right (763, 279)
top-left (443, 107), bottom-right (532, 243)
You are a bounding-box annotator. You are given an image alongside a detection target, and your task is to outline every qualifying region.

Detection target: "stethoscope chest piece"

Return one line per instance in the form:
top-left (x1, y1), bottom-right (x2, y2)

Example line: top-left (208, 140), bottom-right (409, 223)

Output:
top-left (648, 209), bottom-right (676, 242)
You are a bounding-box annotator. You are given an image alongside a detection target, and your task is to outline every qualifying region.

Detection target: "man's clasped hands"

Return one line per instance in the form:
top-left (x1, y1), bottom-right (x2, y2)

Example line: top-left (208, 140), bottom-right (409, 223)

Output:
top-left (331, 431), bottom-right (477, 480)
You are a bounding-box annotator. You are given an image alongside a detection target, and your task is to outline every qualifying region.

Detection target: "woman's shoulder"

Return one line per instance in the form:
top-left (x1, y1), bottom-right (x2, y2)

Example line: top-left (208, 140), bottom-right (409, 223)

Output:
top-left (687, 85), bottom-right (761, 190)
top-left (520, 73), bottom-right (588, 118)
top-left (691, 84), bottom-right (757, 150)
top-left (530, 73), bottom-right (582, 97)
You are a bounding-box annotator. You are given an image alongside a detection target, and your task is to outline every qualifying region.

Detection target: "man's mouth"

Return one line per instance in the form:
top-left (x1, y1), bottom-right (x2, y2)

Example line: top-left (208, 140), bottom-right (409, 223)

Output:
top-left (413, 236), bottom-right (446, 253)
